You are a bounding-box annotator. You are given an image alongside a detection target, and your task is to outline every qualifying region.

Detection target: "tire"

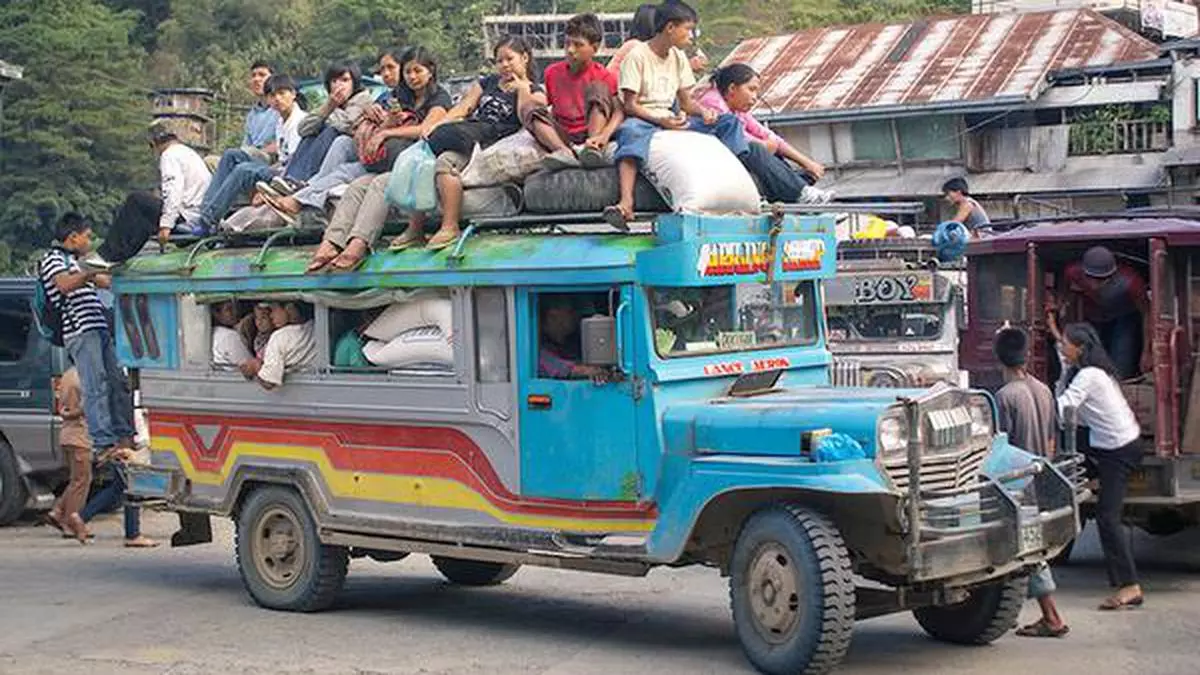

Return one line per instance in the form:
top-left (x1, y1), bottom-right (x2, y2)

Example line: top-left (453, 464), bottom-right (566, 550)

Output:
top-left (0, 441), bottom-right (29, 526)
top-left (431, 556), bottom-right (520, 586)
top-left (729, 504), bottom-right (855, 675)
top-left (235, 485), bottom-right (348, 612)
top-left (913, 578), bottom-right (1025, 645)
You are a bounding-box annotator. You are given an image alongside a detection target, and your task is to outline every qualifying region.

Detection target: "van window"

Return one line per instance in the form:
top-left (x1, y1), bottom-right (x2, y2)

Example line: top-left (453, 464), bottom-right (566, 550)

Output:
top-left (208, 299), bottom-right (257, 370)
top-left (536, 291), bottom-right (611, 380)
top-left (329, 293), bottom-right (454, 375)
top-left (474, 288), bottom-right (509, 383)
top-left (0, 296), bottom-right (32, 362)
top-left (974, 255), bottom-right (1028, 323)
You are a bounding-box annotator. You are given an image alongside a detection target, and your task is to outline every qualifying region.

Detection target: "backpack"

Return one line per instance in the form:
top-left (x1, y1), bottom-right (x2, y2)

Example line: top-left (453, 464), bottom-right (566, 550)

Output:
top-left (32, 253), bottom-right (66, 347)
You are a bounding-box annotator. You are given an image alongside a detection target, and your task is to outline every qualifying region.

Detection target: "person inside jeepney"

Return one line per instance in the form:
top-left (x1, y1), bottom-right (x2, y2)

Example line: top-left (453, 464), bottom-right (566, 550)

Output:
top-left (211, 300), bottom-right (254, 368)
top-left (239, 301), bottom-right (317, 390)
top-left (389, 36), bottom-right (543, 252)
top-left (1053, 323), bottom-right (1145, 611)
top-left (1048, 245), bottom-right (1150, 380)
top-left (538, 299), bottom-right (612, 381)
top-left (698, 63), bottom-right (832, 204)
top-left (993, 327), bottom-right (1070, 638)
top-left (240, 302), bottom-right (275, 358)
top-left (306, 46), bottom-right (453, 272)
top-left (941, 178), bottom-right (990, 232)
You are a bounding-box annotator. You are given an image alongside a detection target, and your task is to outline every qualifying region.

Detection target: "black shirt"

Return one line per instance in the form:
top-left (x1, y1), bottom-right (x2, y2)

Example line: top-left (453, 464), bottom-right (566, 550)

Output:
top-left (391, 84), bottom-right (453, 123)
top-left (471, 74), bottom-right (542, 127)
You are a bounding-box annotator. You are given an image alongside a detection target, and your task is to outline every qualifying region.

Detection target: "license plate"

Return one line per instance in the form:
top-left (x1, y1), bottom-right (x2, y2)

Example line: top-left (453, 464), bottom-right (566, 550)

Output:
top-left (1020, 522), bottom-right (1044, 553)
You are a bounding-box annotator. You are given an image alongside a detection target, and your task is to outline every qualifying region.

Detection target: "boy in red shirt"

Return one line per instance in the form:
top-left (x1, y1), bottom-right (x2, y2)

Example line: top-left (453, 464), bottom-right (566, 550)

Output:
top-left (523, 13), bottom-right (623, 168)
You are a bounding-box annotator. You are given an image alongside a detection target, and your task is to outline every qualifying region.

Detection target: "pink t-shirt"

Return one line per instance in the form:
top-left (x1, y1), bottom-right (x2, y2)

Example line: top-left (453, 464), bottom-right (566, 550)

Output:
top-left (697, 86), bottom-right (784, 148)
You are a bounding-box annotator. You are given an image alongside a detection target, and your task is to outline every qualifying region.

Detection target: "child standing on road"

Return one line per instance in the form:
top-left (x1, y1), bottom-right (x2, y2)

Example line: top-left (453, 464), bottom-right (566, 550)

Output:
top-left (45, 368), bottom-right (92, 543)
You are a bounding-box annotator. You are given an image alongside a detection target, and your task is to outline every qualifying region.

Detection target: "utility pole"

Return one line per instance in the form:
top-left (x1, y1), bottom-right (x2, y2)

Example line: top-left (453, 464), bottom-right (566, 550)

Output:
top-left (0, 60), bottom-right (25, 172)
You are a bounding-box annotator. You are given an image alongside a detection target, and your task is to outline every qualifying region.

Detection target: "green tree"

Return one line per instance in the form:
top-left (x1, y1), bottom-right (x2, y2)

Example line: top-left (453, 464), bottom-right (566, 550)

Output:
top-left (0, 0), bottom-right (152, 269)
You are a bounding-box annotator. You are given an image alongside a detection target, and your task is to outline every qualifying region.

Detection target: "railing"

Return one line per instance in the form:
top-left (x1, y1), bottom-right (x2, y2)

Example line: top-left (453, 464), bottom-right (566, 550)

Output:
top-left (1068, 119), bottom-right (1171, 156)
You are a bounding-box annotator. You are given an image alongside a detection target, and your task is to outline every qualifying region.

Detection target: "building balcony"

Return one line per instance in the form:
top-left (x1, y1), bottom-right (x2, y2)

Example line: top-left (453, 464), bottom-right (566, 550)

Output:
top-left (1068, 119), bottom-right (1171, 156)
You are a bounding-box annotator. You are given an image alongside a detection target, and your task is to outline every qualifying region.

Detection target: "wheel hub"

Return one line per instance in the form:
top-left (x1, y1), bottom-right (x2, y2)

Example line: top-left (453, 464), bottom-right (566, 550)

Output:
top-left (253, 507), bottom-right (305, 590)
top-left (748, 543), bottom-right (802, 644)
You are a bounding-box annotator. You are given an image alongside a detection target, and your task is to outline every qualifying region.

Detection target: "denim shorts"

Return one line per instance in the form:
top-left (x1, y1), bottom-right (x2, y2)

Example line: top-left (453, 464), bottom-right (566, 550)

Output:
top-left (613, 118), bottom-right (659, 165)
top-left (1028, 562), bottom-right (1057, 598)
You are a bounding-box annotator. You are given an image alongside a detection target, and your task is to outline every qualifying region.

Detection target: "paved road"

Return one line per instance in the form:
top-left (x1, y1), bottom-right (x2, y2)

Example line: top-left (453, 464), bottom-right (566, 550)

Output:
top-left (0, 511), bottom-right (1197, 675)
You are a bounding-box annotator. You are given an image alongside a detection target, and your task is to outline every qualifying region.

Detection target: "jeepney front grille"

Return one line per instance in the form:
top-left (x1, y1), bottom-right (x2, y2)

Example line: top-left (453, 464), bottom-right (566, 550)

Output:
top-left (882, 445), bottom-right (989, 494)
top-left (831, 358), bottom-right (862, 387)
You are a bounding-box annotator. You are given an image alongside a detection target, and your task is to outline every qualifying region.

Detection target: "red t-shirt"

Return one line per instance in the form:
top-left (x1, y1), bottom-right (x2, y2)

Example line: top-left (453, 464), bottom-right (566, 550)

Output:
top-left (1064, 261), bottom-right (1147, 323)
top-left (543, 60), bottom-right (618, 137)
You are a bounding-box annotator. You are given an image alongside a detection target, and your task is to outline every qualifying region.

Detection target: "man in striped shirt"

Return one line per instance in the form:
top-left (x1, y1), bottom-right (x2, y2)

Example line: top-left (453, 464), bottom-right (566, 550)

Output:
top-left (38, 213), bottom-right (136, 454)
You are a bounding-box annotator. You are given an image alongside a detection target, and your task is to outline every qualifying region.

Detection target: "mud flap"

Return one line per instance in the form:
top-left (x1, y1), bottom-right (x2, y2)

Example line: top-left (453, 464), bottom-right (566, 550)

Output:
top-left (171, 512), bottom-right (213, 547)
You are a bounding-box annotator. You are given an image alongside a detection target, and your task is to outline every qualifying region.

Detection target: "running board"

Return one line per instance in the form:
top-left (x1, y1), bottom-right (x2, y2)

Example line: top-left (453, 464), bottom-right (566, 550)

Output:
top-left (322, 530), bottom-right (652, 577)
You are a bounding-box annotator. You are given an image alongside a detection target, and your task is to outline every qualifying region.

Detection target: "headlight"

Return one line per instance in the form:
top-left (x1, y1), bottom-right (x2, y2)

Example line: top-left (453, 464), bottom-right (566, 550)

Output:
top-left (968, 394), bottom-right (994, 438)
top-left (876, 410), bottom-right (909, 457)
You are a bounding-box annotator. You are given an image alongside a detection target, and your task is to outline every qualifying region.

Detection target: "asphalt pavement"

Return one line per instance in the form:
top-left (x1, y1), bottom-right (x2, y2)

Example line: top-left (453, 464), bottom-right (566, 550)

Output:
top-left (0, 510), bottom-right (1197, 675)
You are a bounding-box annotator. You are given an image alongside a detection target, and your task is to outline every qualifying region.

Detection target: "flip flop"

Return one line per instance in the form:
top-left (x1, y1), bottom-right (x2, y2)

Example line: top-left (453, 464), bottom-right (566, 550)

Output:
top-left (306, 242), bottom-right (342, 273)
top-left (1015, 619), bottom-right (1070, 638)
top-left (388, 232), bottom-right (426, 251)
top-left (44, 513), bottom-right (66, 534)
top-left (260, 194), bottom-right (299, 227)
top-left (603, 205), bottom-right (631, 232)
top-left (124, 536), bottom-right (161, 549)
top-left (328, 251), bottom-right (367, 273)
top-left (1099, 594), bottom-right (1144, 611)
top-left (426, 231), bottom-right (461, 251)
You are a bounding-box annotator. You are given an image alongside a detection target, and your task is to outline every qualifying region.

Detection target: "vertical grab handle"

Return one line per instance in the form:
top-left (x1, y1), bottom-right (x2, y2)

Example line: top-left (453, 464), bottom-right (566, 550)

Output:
top-left (616, 300), bottom-right (632, 374)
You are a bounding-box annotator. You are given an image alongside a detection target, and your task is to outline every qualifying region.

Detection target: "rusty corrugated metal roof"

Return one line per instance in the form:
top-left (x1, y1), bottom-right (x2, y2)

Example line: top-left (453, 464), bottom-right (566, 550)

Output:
top-left (726, 9), bottom-right (1159, 121)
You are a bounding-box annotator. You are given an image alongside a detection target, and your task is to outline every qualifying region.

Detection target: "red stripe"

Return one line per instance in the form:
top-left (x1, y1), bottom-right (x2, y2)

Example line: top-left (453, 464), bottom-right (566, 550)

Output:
top-left (152, 411), bottom-right (658, 521)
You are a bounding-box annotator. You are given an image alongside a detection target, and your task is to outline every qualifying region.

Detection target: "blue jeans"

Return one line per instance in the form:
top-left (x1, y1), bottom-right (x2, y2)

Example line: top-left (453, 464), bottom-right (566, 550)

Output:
top-left (687, 113), bottom-right (749, 157)
top-left (740, 141), bottom-right (816, 203)
top-left (79, 462), bottom-right (140, 539)
top-left (197, 149), bottom-right (275, 231)
top-left (613, 113), bottom-right (750, 165)
top-left (64, 329), bottom-right (135, 450)
top-left (285, 126), bottom-right (342, 182)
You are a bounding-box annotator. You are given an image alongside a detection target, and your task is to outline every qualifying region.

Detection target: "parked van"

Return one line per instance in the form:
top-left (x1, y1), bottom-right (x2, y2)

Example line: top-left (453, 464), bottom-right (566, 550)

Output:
top-left (0, 277), bottom-right (67, 524)
top-left (121, 213), bottom-right (1084, 675)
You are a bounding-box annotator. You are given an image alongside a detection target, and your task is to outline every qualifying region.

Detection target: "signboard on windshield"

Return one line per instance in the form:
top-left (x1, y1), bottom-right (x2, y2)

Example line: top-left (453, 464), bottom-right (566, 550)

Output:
top-left (825, 271), bottom-right (942, 306)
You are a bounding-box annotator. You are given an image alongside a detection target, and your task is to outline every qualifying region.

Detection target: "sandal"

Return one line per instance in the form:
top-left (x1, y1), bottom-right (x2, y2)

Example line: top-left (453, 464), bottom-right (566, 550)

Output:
top-left (124, 536), bottom-right (160, 549)
top-left (603, 205), bottom-right (631, 232)
top-left (44, 512), bottom-right (66, 535)
top-left (306, 241), bottom-right (341, 273)
top-left (1015, 619), bottom-right (1070, 638)
top-left (1099, 593), bottom-right (1144, 611)
top-left (388, 231), bottom-right (426, 251)
top-left (260, 193), bottom-right (298, 227)
top-left (329, 250), bottom-right (367, 273)
top-left (426, 230), bottom-right (461, 251)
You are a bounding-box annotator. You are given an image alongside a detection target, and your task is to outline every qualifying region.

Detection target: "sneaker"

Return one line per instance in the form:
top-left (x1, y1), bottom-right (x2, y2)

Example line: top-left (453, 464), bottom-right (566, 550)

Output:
top-left (271, 176), bottom-right (303, 196)
top-left (255, 181), bottom-right (284, 199)
top-left (576, 144), bottom-right (607, 169)
top-left (174, 220), bottom-right (209, 237)
top-left (542, 148), bottom-right (581, 171)
top-left (800, 185), bottom-right (835, 204)
top-left (79, 253), bottom-right (116, 271)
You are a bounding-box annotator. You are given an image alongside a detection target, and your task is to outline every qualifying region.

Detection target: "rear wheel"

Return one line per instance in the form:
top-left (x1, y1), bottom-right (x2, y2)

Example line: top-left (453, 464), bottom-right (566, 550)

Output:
top-left (729, 504), bottom-right (856, 675)
top-left (913, 578), bottom-right (1025, 645)
top-left (431, 556), bottom-right (519, 586)
top-left (235, 486), bottom-right (348, 612)
top-left (0, 441), bottom-right (28, 526)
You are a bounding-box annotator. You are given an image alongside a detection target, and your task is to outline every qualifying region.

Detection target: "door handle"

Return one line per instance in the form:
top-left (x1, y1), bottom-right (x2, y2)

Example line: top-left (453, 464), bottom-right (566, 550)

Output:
top-left (0, 390), bottom-right (31, 399)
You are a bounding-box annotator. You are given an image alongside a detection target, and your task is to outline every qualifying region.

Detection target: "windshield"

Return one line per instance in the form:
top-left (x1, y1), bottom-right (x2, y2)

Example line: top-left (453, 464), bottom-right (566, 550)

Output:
top-left (650, 282), bottom-right (819, 358)
top-left (827, 303), bottom-right (946, 342)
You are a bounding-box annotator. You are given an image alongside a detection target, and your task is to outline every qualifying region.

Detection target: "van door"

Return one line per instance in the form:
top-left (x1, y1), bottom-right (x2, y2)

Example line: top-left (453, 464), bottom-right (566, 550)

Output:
top-left (516, 286), bottom-right (641, 502)
top-left (0, 293), bottom-right (57, 471)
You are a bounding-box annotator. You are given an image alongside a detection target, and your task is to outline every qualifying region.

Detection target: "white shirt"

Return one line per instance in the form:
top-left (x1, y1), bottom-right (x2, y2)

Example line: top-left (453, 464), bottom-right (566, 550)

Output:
top-left (276, 106), bottom-right (309, 169)
top-left (1056, 366), bottom-right (1141, 450)
top-left (159, 142), bottom-right (212, 231)
top-left (212, 325), bottom-right (253, 368)
top-left (258, 321), bottom-right (317, 387)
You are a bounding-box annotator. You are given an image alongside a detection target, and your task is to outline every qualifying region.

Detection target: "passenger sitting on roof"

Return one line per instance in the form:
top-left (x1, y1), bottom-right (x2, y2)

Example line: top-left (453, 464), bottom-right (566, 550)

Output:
top-left (388, 36), bottom-right (542, 252)
top-left (603, 1), bottom-right (745, 230)
top-left (608, 4), bottom-right (707, 77)
top-left (239, 301), bottom-right (317, 390)
top-left (306, 47), bottom-right (453, 273)
top-left (538, 299), bottom-right (611, 381)
top-left (1047, 245), bottom-right (1150, 379)
top-left (211, 300), bottom-right (254, 368)
top-left (522, 13), bottom-right (623, 170)
top-left (698, 64), bottom-right (832, 205)
top-left (942, 178), bottom-right (990, 232)
top-left (185, 75), bottom-right (308, 236)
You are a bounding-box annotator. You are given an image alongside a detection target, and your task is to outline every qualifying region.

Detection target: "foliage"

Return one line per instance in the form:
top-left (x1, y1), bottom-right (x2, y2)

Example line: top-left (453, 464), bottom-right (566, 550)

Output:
top-left (0, 0), bottom-right (153, 274)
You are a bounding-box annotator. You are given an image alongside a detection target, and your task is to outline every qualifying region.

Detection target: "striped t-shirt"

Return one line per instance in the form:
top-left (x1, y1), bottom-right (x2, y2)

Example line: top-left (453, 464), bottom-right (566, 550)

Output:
top-left (38, 248), bottom-right (109, 341)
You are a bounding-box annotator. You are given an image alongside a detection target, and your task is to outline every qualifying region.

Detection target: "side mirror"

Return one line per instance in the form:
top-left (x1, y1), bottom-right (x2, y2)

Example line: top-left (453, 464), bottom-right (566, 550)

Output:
top-left (581, 314), bottom-right (617, 368)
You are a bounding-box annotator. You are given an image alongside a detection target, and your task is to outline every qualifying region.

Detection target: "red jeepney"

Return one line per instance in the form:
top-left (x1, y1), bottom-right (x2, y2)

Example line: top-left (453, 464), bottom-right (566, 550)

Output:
top-left (962, 213), bottom-right (1200, 538)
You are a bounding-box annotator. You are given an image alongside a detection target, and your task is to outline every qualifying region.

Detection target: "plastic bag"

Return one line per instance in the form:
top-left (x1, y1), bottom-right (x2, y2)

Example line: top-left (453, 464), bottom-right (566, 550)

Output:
top-left (385, 141), bottom-right (438, 213)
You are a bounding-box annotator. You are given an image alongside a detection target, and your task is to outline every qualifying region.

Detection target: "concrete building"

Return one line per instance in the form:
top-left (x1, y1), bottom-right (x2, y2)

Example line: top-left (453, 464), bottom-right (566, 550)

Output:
top-left (724, 9), bottom-right (1185, 221)
top-left (974, 1), bottom-right (1200, 40)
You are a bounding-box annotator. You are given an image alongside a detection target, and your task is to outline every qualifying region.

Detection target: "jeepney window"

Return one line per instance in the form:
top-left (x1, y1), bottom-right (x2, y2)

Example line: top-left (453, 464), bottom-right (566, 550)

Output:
top-left (474, 288), bottom-right (510, 383)
top-left (975, 255), bottom-right (1028, 323)
top-left (536, 291), bottom-right (611, 380)
top-left (650, 281), bottom-right (819, 358)
top-left (827, 303), bottom-right (944, 341)
top-left (328, 293), bottom-right (454, 374)
top-left (0, 296), bottom-right (33, 362)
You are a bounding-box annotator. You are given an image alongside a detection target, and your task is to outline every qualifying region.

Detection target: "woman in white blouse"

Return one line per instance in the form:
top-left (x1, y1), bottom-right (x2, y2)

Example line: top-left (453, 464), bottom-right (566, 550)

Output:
top-left (1056, 322), bottom-right (1144, 610)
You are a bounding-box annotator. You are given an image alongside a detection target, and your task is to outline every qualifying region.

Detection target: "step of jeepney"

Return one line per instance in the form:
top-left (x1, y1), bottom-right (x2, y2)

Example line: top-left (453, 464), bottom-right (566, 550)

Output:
top-left (549, 532), bottom-right (648, 559)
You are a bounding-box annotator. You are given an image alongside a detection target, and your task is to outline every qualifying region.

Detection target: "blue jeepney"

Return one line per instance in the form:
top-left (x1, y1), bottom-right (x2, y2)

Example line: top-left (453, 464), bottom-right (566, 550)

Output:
top-left (116, 212), bottom-right (1084, 675)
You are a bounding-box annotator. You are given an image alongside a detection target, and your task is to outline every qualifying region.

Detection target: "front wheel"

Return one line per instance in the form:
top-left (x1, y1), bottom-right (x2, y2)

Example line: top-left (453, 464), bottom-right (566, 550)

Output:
top-left (729, 504), bottom-right (856, 675)
top-left (235, 485), bottom-right (348, 612)
top-left (913, 578), bottom-right (1025, 645)
top-left (0, 442), bottom-right (28, 526)
top-left (431, 556), bottom-right (519, 586)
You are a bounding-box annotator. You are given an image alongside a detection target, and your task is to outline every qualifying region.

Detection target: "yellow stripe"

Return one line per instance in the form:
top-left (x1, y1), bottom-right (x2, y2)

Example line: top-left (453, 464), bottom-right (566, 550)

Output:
top-left (155, 438), bottom-right (655, 533)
